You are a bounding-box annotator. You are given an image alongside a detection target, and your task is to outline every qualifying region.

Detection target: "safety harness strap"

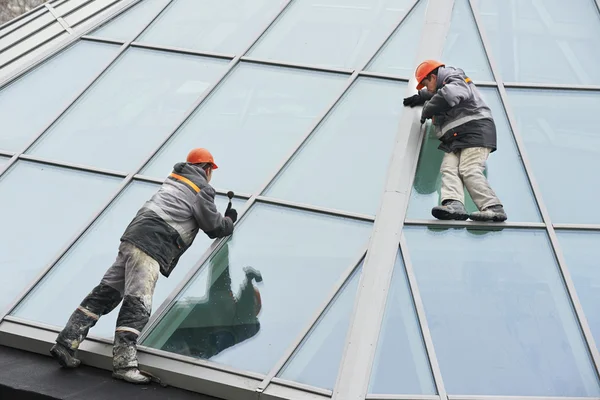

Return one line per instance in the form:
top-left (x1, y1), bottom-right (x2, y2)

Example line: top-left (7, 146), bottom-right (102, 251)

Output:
top-left (169, 173), bottom-right (201, 193)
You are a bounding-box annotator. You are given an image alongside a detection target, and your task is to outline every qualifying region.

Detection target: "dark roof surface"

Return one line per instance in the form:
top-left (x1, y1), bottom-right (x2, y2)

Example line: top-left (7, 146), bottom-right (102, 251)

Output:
top-left (0, 345), bottom-right (220, 400)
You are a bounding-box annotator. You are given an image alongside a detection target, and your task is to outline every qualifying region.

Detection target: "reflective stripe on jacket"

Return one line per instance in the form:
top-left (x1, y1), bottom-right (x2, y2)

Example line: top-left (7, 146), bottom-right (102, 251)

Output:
top-left (120, 162), bottom-right (233, 277)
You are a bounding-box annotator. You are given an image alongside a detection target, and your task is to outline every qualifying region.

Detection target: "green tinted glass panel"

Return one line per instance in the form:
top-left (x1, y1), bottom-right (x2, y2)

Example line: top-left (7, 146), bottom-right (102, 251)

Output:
top-left (13, 181), bottom-right (244, 339)
top-left (279, 265), bottom-right (362, 390)
top-left (249, 0), bottom-right (416, 69)
top-left (366, 0), bottom-right (427, 77)
top-left (369, 251), bottom-right (436, 395)
top-left (442, 0), bottom-right (492, 81)
top-left (507, 88), bottom-right (600, 224)
top-left (28, 48), bottom-right (228, 172)
top-left (407, 87), bottom-right (540, 222)
top-left (266, 78), bottom-right (406, 215)
top-left (143, 204), bottom-right (372, 374)
top-left (0, 161), bottom-right (120, 314)
top-left (142, 63), bottom-right (347, 194)
top-left (405, 226), bottom-right (600, 396)
top-left (475, 0), bottom-right (600, 84)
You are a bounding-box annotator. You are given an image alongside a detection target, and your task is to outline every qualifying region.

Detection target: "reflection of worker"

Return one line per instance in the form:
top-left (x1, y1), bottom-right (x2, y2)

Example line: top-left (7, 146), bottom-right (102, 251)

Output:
top-left (159, 243), bottom-right (263, 360)
top-left (50, 148), bottom-right (238, 384)
top-left (404, 61), bottom-right (507, 222)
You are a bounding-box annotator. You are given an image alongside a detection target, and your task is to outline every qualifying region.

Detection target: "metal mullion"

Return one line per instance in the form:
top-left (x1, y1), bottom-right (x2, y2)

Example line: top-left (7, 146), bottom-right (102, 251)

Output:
top-left (554, 224), bottom-right (600, 232)
top-left (130, 41), bottom-right (235, 60)
top-left (4, 315), bottom-right (113, 345)
top-left (0, 6), bottom-right (47, 40)
top-left (68, 0), bottom-right (140, 32)
top-left (367, 396), bottom-right (440, 400)
top-left (0, 30), bottom-right (69, 71)
top-left (399, 235), bottom-right (446, 398)
top-left (448, 396), bottom-right (600, 400)
top-left (81, 35), bottom-right (125, 45)
top-left (0, 150), bottom-right (14, 157)
top-left (45, 3), bottom-right (74, 34)
top-left (404, 219), bottom-right (545, 229)
top-left (132, 173), bottom-right (253, 199)
top-left (240, 56), bottom-right (354, 75)
top-left (18, 154), bottom-right (128, 178)
top-left (256, 247), bottom-right (368, 394)
top-left (0, 15), bottom-right (58, 55)
top-left (270, 377), bottom-right (333, 397)
top-left (358, 70), bottom-right (410, 82)
top-left (468, 0), bottom-right (600, 382)
top-left (332, 1), bottom-right (455, 398)
top-left (256, 196), bottom-right (375, 223)
top-left (503, 82), bottom-right (600, 92)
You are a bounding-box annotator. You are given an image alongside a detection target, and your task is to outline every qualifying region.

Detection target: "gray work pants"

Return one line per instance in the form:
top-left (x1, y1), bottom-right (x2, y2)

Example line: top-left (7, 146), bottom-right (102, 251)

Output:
top-left (56, 242), bottom-right (160, 370)
top-left (440, 147), bottom-right (502, 210)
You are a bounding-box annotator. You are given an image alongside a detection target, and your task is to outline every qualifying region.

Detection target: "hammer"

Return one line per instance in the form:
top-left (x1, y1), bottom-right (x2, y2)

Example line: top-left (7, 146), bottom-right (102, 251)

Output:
top-left (226, 191), bottom-right (234, 213)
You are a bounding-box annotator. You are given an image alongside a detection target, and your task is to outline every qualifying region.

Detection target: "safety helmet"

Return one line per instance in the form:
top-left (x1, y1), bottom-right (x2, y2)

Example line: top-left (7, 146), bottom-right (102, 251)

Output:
top-left (415, 60), bottom-right (445, 90)
top-left (186, 148), bottom-right (218, 169)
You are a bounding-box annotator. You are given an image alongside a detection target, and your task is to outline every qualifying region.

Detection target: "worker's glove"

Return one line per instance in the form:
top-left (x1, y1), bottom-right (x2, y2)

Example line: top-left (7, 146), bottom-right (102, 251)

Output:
top-left (225, 208), bottom-right (238, 223)
top-left (403, 94), bottom-right (425, 107)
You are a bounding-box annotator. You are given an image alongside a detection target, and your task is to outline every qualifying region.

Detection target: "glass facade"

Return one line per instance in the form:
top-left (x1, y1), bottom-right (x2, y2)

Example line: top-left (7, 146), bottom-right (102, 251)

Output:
top-left (1, 0), bottom-right (600, 399)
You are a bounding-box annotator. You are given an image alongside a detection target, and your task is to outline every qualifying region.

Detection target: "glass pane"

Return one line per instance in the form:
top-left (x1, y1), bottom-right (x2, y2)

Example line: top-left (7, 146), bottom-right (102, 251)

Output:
top-left (507, 89), bottom-right (600, 224)
top-left (266, 78), bottom-right (406, 215)
top-left (442, 0), bottom-right (493, 81)
top-left (279, 265), bottom-right (362, 390)
top-left (91, 0), bottom-right (171, 42)
top-left (0, 40), bottom-right (119, 152)
top-left (28, 48), bottom-right (229, 172)
top-left (404, 226), bottom-right (600, 396)
top-left (366, 0), bottom-right (427, 77)
top-left (142, 203), bottom-right (372, 374)
top-left (0, 161), bottom-right (120, 314)
top-left (407, 87), bottom-right (540, 222)
top-left (248, 0), bottom-right (416, 69)
top-left (557, 231), bottom-right (600, 349)
top-left (138, 0), bottom-right (286, 54)
top-left (13, 181), bottom-right (244, 339)
top-left (0, 157), bottom-right (8, 168)
top-left (475, 0), bottom-right (600, 85)
top-left (369, 251), bottom-right (436, 395)
top-left (142, 63), bottom-right (347, 194)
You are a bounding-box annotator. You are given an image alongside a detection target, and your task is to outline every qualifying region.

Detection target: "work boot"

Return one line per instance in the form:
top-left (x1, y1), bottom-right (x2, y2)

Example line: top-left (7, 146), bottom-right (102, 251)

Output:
top-left (431, 200), bottom-right (469, 221)
top-left (470, 205), bottom-right (507, 222)
top-left (50, 343), bottom-right (81, 368)
top-left (112, 367), bottom-right (151, 384)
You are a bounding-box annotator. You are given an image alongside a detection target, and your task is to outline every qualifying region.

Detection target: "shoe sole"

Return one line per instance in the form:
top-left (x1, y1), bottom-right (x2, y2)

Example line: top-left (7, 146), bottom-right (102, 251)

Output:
top-left (469, 214), bottom-right (507, 222)
top-left (112, 373), bottom-right (151, 384)
top-left (50, 346), bottom-right (80, 369)
top-left (432, 208), bottom-right (469, 221)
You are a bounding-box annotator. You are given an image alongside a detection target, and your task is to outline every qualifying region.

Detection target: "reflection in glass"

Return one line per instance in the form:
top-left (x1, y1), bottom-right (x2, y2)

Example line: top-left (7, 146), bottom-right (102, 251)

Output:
top-left (0, 161), bottom-right (120, 314)
top-left (369, 251), bottom-right (436, 395)
top-left (407, 87), bottom-right (540, 222)
top-left (404, 226), bottom-right (600, 396)
top-left (143, 204), bottom-right (372, 374)
top-left (0, 41), bottom-right (119, 152)
top-left (12, 181), bottom-right (244, 339)
top-left (366, 0), bottom-right (427, 77)
top-left (507, 89), bottom-right (600, 224)
top-left (266, 78), bottom-right (406, 215)
top-left (91, 0), bottom-right (171, 42)
top-left (142, 63), bottom-right (347, 193)
top-left (138, 0), bottom-right (286, 54)
top-left (441, 0), bottom-right (493, 81)
top-left (279, 265), bottom-right (362, 390)
top-left (28, 48), bottom-right (228, 172)
top-left (475, 0), bottom-right (600, 84)
top-left (557, 231), bottom-right (600, 349)
top-left (249, 0), bottom-right (416, 69)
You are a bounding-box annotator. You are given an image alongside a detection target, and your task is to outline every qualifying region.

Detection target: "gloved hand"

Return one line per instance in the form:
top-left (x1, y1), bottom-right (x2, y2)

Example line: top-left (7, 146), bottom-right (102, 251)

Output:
top-left (403, 94), bottom-right (425, 107)
top-left (225, 208), bottom-right (238, 223)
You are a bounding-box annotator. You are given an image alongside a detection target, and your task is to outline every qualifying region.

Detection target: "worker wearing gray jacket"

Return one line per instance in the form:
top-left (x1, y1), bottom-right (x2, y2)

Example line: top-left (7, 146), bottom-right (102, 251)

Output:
top-left (403, 60), bottom-right (507, 222)
top-left (50, 148), bottom-right (237, 384)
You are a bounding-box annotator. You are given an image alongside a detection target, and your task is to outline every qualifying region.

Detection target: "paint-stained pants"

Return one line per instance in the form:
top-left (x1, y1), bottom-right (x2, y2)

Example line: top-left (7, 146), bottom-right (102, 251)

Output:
top-left (440, 147), bottom-right (502, 210)
top-left (56, 242), bottom-right (160, 370)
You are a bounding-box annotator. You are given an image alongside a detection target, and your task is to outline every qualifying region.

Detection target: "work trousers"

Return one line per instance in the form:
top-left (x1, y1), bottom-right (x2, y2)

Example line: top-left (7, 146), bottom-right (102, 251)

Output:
top-left (56, 241), bottom-right (160, 370)
top-left (440, 147), bottom-right (502, 210)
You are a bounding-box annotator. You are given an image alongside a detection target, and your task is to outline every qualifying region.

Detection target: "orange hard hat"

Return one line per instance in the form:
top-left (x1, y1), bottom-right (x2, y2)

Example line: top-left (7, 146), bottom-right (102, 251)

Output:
top-left (415, 60), bottom-right (445, 90)
top-left (186, 148), bottom-right (218, 169)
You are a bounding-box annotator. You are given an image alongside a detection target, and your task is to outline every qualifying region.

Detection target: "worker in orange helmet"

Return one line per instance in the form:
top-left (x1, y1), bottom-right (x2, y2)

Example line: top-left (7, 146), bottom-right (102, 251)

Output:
top-left (50, 148), bottom-right (237, 384)
top-left (403, 60), bottom-right (507, 222)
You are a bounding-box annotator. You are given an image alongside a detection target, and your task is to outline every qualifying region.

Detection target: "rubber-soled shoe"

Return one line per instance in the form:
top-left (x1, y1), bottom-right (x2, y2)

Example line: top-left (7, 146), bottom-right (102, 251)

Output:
top-left (112, 368), bottom-right (152, 384)
top-left (50, 343), bottom-right (81, 368)
top-left (431, 200), bottom-right (469, 221)
top-left (470, 205), bottom-right (507, 222)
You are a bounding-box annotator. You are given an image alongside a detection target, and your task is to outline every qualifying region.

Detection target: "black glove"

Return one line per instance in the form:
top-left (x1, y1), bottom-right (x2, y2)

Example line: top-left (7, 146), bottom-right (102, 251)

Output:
top-left (225, 208), bottom-right (238, 223)
top-left (403, 94), bottom-right (425, 107)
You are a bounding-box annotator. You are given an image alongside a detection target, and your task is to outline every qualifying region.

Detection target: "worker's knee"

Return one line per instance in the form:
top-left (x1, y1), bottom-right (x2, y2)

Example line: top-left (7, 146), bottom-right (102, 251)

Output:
top-left (458, 163), bottom-right (484, 180)
top-left (118, 295), bottom-right (152, 329)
